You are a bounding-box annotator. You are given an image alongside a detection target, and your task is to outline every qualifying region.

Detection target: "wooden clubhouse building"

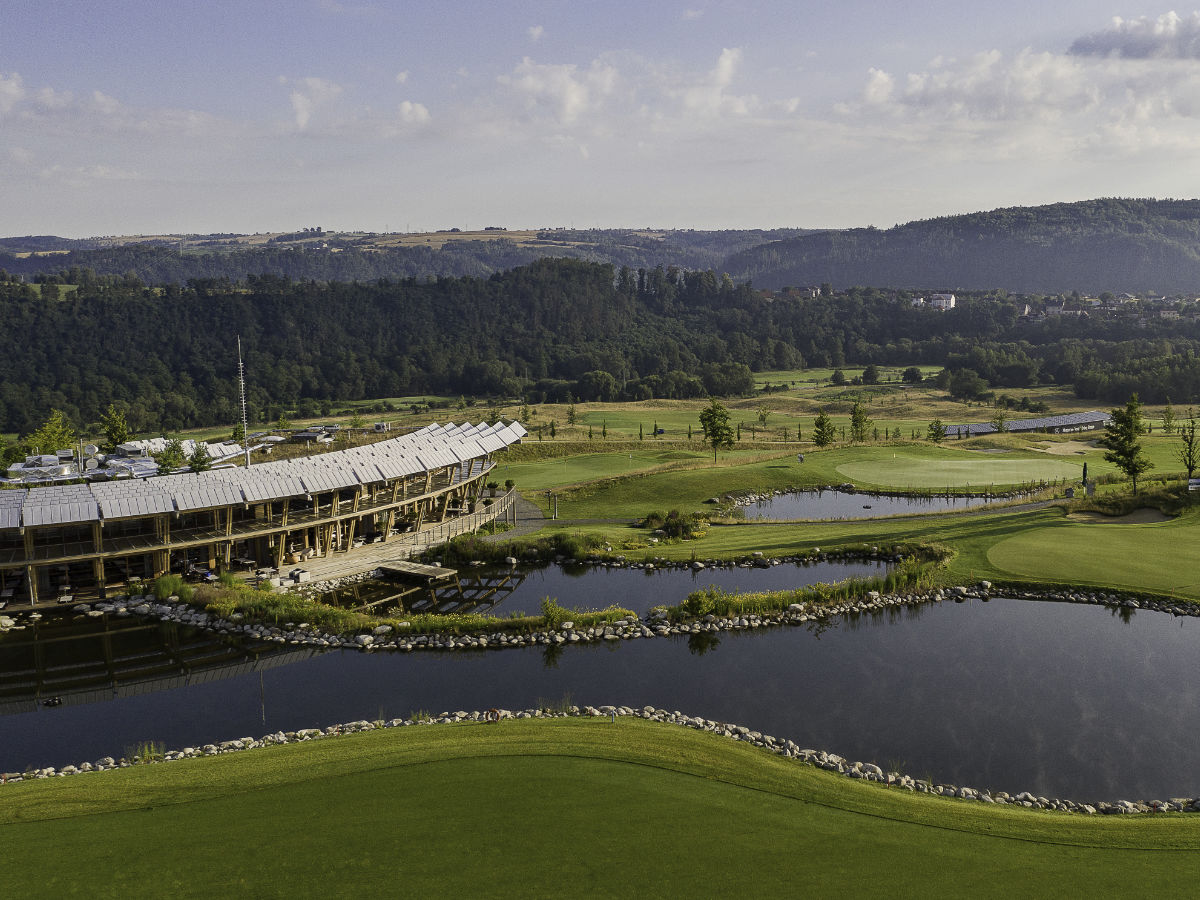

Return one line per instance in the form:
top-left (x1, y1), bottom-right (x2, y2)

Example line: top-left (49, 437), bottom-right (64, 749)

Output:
top-left (0, 421), bottom-right (525, 608)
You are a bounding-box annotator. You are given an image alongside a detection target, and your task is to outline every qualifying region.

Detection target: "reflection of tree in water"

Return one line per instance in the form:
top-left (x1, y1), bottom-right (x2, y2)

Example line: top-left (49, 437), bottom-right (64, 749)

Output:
top-left (542, 641), bottom-right (565, 669)
top-left (1111, 605), bottom-right (1136, 624)
top-left (687, 630), bottom-right (721, 656)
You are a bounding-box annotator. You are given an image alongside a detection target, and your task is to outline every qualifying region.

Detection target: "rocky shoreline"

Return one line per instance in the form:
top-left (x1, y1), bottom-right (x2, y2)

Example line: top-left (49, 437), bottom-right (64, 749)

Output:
top-left (3, 557), bottom-right (1199, 814)
top-left (4, 697), bottom-right (1198, 817)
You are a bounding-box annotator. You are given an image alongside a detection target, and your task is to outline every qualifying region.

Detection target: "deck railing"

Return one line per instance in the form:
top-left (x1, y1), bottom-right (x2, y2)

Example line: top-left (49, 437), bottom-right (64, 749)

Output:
top-left (400, 489), bottom-right (517, 556)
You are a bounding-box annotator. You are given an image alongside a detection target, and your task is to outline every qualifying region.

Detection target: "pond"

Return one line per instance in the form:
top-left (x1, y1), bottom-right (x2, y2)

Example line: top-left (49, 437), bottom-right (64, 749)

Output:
top-left (315, 558), bottom-right (890, 617)
top-left (5, 588), bottom-right (1200, 803)
top-left (739, 488), bottom-right (1001, 520)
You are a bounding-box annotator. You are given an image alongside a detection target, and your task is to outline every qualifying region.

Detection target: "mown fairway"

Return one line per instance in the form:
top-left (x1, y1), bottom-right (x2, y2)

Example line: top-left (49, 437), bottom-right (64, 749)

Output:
top-left (5, 718), bottom-right (1200, 898)
top-left (988, 512), bottom-right (1200, 596)
top-left (509, 443), bottom-right (1089, 518)
top-left (833, 448), bottom-right (1078, 488)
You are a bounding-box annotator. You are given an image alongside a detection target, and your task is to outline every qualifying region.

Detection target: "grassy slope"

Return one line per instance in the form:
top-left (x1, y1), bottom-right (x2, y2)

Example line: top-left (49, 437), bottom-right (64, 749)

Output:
top-left (5, 719), bottom-right (1200, 898)
top-left (511, 443), bottom-right (1085, 519)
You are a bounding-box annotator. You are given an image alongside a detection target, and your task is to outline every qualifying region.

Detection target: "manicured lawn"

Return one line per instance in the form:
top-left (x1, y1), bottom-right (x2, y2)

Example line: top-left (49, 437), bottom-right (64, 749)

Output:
top-left (5, 718), bottom-right (1200, 898)
top-left (523, 444), bottom-right (1088, 519)
top-left (987, 510), bottom-right (1200, 597)
top-left (833, 449), bottom-right (1079, 488)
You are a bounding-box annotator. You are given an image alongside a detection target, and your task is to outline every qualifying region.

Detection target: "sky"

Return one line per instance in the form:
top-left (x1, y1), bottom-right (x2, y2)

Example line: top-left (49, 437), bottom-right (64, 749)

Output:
top-left (3, 1), bottom-right (1200, 236)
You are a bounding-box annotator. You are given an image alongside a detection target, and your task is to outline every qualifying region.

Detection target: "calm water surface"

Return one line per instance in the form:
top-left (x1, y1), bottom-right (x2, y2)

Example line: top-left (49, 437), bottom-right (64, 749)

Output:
top-left (4, 588), bottom-right (1200, 802)
top-left (741, 489), bottom-right (999, 520)
top-left (321, 559), bottom-right (889, 616)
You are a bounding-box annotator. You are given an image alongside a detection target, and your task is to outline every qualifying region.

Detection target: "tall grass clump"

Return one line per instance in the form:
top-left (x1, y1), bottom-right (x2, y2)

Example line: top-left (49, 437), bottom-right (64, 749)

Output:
top-left (664, 554), bottom-right (942, 622)
top-left (153, 574), bottom-right (193, 602)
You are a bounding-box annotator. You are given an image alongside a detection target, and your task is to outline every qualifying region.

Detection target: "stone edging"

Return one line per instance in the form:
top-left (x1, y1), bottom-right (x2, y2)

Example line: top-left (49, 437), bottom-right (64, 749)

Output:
top-left (3, 700), bottom-right (1196, 816)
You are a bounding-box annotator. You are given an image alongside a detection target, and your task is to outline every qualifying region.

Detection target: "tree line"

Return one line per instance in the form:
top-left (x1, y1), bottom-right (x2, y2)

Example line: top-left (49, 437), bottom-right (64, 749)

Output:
top-left (4, 258), bottom-right (1200, 440)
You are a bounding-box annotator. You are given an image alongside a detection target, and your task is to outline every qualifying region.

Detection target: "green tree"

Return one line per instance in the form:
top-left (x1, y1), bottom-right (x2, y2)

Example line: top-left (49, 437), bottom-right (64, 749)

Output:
top-left (862, 364), bottom-right (879, 385)
top-left (275, 415), bottom-right (291, 431)
top-left (588, 424), bottom-right (593, 439)
top-left (901, 366), bottom-right (923, 384)
top-left (25, 409), bottom-right (76, 455)
top-left (850, 401), bottom-right (871, 442)
top-left (549, 420), bottom-right (556, 438)
top-left (231, 422), bottom-right (246, 443)
top-left (1162, 399), bottom-right (1176, 435)
top-left (990, 409), bottom-right (1008, 433)
top-left (830, 368), bottom-right (846, 386)
top-left (812, 410), bottom-right (837, 447)
top-left (566, 402), bottom-right (577, 426)
top-left (638, 423), bottom-right (644, 441)
top-left (756, 405), bottom-right (771, 428)
top-left (348, 413), bottom-right (365, 430)
top-left (927, 419), bottom-right (947, 443)
top-left (99, 403), bottom-right (130, 453)
top-left (698, 399), bottom-right (735, 462)
top-left (187, 443), bottom-right (213, 472)
top-left (1099, 394), bottom-right (1153, 495)
top-left (156, 438), bottom-right (186, 475)
top-left (1178, 409), bottom-right (1199, 480)
top-left (601, 421), bottom-right (607, 439)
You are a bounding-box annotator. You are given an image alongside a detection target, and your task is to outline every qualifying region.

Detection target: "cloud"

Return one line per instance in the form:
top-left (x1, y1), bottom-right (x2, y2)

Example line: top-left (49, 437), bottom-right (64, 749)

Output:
top-left (682, 9), bottom-right (703, 21)
top-left (528, 24), bottom-right (544, 42)
top-left (287, 76), bottom-right (343, 129)
top-left (678, 48), bottom-right (755, 117)
top-left (38, 163), bottom-right (141, 185)
top-left (846, 43), bottom-right (1200, 160)
top-left (396, 100), bottom-right (430, 125)
top-left (499, 57), bottom-right (617, 125)
top-left (1070, 11), bottom-right (1200, 59)
top-left (395, 70), bottom-right (409, 84)
top-left (0, 72), bottom-right (25, 115)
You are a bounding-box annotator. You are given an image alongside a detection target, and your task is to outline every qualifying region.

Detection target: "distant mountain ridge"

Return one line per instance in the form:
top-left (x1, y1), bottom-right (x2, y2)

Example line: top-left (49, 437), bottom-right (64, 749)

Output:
top-left (723, 199), bottom-right (1200, 294)
top-left (0, 228), bottom-right (814, 284)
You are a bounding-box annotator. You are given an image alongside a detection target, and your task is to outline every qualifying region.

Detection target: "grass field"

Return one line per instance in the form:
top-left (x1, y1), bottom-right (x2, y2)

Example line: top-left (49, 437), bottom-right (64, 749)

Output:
top-left (5, 718), bottom-right (1200, 898)
top-left (987, 511), bottom-right (1200, 596)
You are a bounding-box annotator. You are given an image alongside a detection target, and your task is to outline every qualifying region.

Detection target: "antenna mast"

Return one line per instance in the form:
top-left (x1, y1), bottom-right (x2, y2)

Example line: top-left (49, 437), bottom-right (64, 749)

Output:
top-left (238, 335), bottom-right (251, 467)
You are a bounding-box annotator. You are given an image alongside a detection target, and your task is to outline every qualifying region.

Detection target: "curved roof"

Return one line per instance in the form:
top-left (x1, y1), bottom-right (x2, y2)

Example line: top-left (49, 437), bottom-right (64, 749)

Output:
top-left (8, 421), bottom-right (523, 528)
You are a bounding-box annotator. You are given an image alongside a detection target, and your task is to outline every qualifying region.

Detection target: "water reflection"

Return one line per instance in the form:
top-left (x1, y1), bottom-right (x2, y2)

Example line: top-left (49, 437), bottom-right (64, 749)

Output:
top-left (741, 489), bottom-right (999, 521)
top-left (7, 593), bottom-right (1200, 801)
top-left (0, 613), bottom-right (316, 716)
top-left (317, 558), bottom-right (891, 618)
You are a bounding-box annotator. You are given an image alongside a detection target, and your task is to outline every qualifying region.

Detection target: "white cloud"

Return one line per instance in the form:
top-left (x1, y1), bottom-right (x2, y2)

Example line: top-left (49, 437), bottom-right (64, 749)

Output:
top-left (288, 76), bottom-right (343, 129)
top-left (678, 48), bottom-right (755, 117)
top-left (528, 24), bottom-right (544, 42)
top-left (91, 90), bottom-right (122, 116)
top-left (682, 9), bottom-right (703, 21)
top-left (1070, 11), bottom-right (1200, 59)
top-left (0, 72), bottom-right (26, 115)
top-left (499, 57), bottom-right (617, 125)
top-left (397, 100), bottom-right (430, 125)
top-left (844, 43), bottom-right (1200, 159)
top-left (395, 70), bottom-right (409, 84)
top-left (9, 146), bottom-right (34, 165)
top-left (862, 68), bottom-right (894, 104)
top-left (38, 163), bottom-right (141, 185)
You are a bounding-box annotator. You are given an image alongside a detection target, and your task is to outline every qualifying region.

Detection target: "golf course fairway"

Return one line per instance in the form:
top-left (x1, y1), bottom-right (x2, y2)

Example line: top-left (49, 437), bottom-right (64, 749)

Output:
top-left (4, 717), bottom-right (1200, 898)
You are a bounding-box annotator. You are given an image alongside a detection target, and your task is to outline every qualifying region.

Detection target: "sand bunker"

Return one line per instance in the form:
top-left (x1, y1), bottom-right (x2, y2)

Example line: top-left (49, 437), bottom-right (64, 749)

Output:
top-left (1038, 440), bottom-right (1095, 456)
top-left (1067, 508), bottom-right (1171, 524)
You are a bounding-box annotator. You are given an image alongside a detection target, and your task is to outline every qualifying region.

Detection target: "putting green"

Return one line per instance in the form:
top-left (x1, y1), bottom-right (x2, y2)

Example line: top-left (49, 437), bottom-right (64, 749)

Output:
top-left (987, 515), bottom-right (1200, 596)
top-left (836, 452), bottom-right (1080, 489)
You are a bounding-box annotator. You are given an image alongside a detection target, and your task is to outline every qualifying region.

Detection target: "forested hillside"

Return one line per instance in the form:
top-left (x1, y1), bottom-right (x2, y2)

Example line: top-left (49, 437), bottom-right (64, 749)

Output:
top-left (3, 258), bottom-right (1200, 439)
top-left (725, 199), bottom-right (1200, 293)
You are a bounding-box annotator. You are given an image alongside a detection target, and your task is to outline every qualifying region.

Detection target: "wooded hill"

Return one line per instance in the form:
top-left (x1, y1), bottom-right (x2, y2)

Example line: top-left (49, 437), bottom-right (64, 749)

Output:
top-left (4, 258), bottom-right (1200, 440)
top-left (0, 228), bottom-right (809, 285)
top-left (724, 199), bottom-right (1200, 294)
